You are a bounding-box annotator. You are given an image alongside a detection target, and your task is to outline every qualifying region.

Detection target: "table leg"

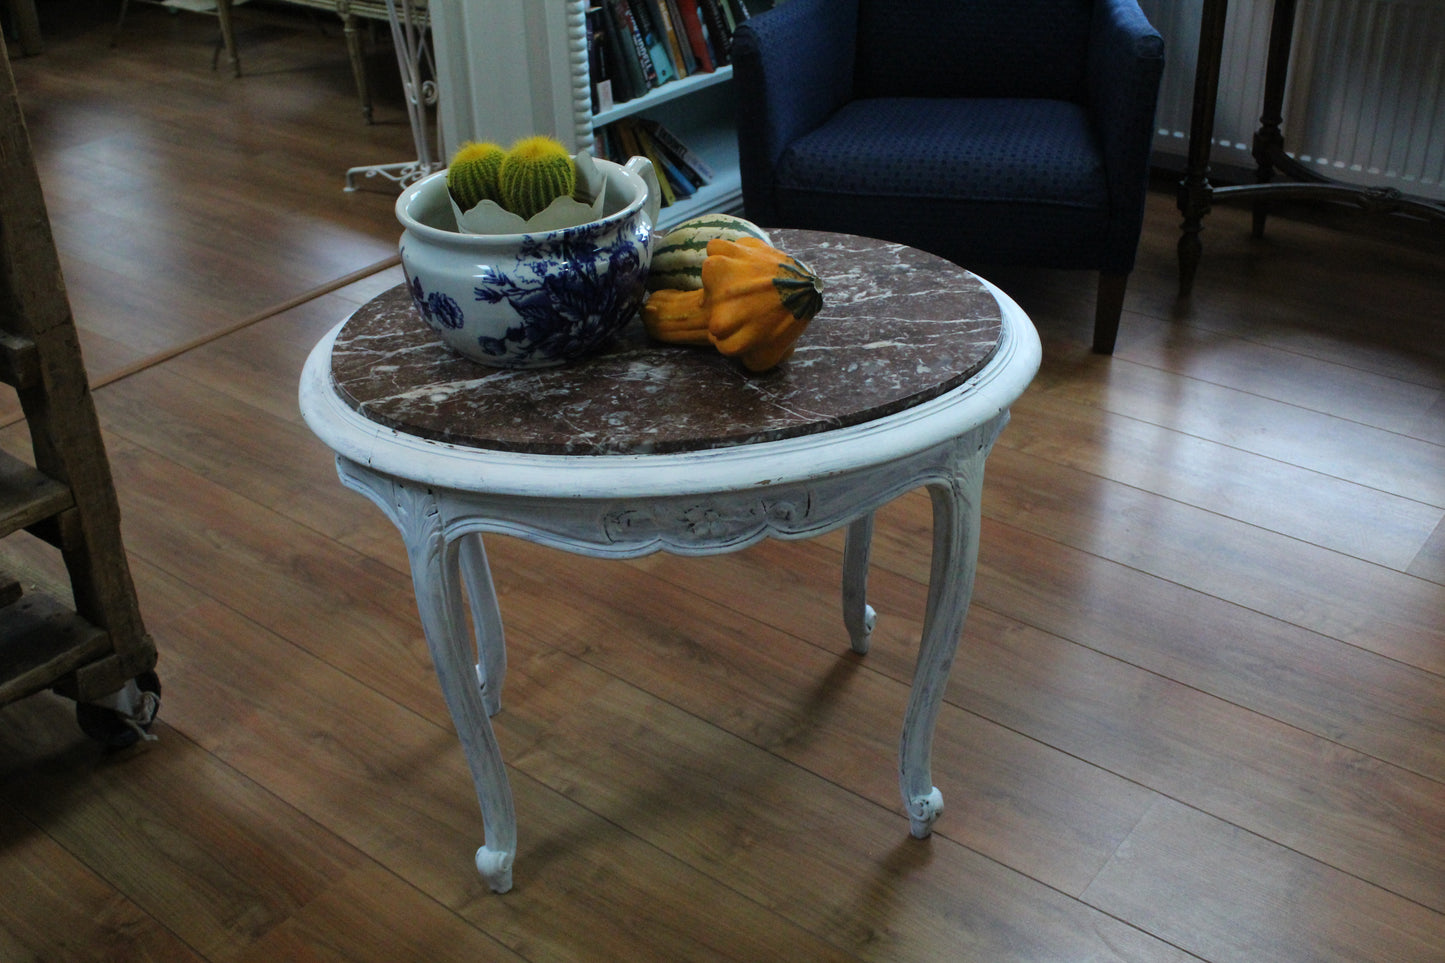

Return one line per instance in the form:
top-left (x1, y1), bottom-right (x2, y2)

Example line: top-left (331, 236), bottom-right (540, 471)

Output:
top-left (1250, 0), bottom-right (1298, 239)
top-left (215, 0), bottom-right (240, 78)
top-left (900, 468), bottom-right (983, 839)
top-left (459, 534), bottom-right (506, 717)
top-left (1179, 0), bottom-right (1230, 296)
top-left (340, 8), bottom-right (374, 124)
top-left (337, 464), bottom-right (517, 893)
top-left (405, 502), bottom-right (517, 893)
top-left (842, 513), bottom-right (877, 654)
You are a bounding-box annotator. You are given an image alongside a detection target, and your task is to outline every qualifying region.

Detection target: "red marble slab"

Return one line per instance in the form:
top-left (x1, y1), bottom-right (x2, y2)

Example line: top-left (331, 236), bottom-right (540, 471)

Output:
top-left (329, 229), bottom-right (1003, 455)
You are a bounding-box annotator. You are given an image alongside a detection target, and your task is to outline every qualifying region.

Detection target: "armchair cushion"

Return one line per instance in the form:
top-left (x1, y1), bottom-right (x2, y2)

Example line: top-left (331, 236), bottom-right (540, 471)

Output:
top-left (773, 98), bottom-right (1108, 269)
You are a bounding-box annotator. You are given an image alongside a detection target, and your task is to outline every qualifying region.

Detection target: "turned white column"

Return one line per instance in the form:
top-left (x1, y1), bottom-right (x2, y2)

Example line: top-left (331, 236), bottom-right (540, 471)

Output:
top-left (432, 0), bottom-right (593, 160)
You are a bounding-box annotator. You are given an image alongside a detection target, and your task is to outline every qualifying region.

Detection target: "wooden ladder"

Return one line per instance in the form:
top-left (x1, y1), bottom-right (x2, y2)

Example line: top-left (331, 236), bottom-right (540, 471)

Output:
top-left (0, 39), bottom-right (158, 743)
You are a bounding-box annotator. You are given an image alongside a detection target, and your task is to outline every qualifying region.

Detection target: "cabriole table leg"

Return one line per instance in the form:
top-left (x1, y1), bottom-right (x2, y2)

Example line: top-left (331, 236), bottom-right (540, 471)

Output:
top-left (842, 513), bottom-right (877, 654)
top-left (459, 533), bottom-right (506, 717)
top-left (339, 463), bottom-right (519, 893)
top-left (899, 460), bottom-right (985, 838)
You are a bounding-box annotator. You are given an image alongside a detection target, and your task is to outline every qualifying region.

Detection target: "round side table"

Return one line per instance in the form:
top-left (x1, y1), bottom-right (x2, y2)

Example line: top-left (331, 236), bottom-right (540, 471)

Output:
top-left (300, 230), bottom-right (1041, 893)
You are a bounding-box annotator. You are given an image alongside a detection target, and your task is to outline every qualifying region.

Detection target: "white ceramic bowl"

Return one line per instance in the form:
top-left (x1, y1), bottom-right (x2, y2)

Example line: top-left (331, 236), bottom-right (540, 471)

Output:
top-left (396, 157), bottom-right (658, 368)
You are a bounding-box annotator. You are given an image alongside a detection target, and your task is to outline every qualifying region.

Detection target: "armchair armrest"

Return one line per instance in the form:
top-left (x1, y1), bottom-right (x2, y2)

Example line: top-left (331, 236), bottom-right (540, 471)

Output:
top-left (1088, 0), bottom-right (1165, 271)
top-left (731, 0), bottom-right (859, 225)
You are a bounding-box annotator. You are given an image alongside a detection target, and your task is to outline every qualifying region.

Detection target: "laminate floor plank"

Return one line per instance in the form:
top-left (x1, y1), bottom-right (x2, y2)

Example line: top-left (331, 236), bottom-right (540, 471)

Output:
top-left (232, 864), bottom-right (528, 963)
top-left (96, 436), bottom-right (457, 729)
top-left (153, 269), bottom-right (407, 428)
top-left (1002, 386), bottom-right (1442, 571)
top-left (1082, 800), bottom-right (1445, 963)
top-left (1114, 313), bottom-right (1445, 444)
top-left (0, 796), bottom-right (203, 962)
top-left (94, 365), bottom-right (380, 548)
top-left (9, 0), bottom-right (413, 384)
top-left (1028, 355), bottom-right (1445, 508)
top-left (147, 578), bottom-right (857, 963)
top-left (485, 544), bottom-right (1158, 899)
top-left (745, 480), bottom-right (1445, 786)
top-left (1127, 195), bottom-right (1445, 376)
top-left (630, 535), bottom-right (1445, 914)
top-left (506, 670), bottom-right (1195, 963)
top-left (1411, 515), bottom-right (1445, 585)
top-left (980, 444), bottom-right (1445, 671)
top-left (0, 710), bottom-right (364, 962)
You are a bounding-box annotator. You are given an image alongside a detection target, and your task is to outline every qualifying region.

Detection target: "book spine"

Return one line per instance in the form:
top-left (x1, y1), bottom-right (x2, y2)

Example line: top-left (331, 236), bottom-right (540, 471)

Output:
top-left (615, 119), bottom-right (677, 207)
top-left (726, 0), bottom-right (752, 25)
top-left (626, 119), bottom-right (689, 203)
top-left (615, 0), bottom-right (660, 88)
top-left (636, 117), bottom-right (715, 184)
top-left (697, 0), bottom-right (732, 65)
top-left (674, 0), bottom-right (715, 72)
top-left (586, 6), bottom-right (606, 113)
top-left (651, 0), bottom-right (691, 78)
top-left (600, 0), bottom-right (644, 101)
top-left (628, 0), bottom-right (677, 84)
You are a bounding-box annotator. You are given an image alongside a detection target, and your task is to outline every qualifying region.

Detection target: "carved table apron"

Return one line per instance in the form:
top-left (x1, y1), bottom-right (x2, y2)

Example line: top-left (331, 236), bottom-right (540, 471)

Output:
top-left (299, 230), bottom-right (1041, 893)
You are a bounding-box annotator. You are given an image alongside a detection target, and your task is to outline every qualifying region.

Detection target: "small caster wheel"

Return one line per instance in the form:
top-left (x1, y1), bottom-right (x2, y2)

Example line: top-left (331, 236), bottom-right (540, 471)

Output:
top-left (77, 670), bottom-right (161, 748)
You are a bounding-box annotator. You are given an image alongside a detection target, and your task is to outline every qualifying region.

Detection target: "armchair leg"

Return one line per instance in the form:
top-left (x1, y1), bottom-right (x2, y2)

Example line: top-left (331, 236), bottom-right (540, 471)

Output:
top-left (1092, 272), bottom-right (1129, 354)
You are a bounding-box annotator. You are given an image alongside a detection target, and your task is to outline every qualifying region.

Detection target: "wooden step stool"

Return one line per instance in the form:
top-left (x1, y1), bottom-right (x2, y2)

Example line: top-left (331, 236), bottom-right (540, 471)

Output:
top-left (0, 39), bottom-right (159, 745)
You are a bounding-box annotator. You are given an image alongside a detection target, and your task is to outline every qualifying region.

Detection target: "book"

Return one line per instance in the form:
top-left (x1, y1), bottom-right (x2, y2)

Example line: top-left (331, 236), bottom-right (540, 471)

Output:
top-left (599, 0), bottom-right (644, 102)
top-left (673, 0), bottom-right (715, 72)
top-left (586, 6), bottom-right (610, 112)
top-left (626, 0), bottom-right (677, 84)
top-left (635, 117), bottom-right (715, 185)
top-left (724, 0), bottom-right (752, 25)
top-left (613, 119), bottom-right (677, 207)
top-left (649, 0), bottom-right (691, 78)
top-left (696, 0), bottom-right (732, 65)
top-left (630, 120), bottom-right (697, 200)
top-left (612, 0), bottom-right (660, 88)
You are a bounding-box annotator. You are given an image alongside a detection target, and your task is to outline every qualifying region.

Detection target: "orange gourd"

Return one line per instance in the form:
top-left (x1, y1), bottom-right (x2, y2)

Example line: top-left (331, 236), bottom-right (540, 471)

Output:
top-left (641, 237), bottom-right (824, 372)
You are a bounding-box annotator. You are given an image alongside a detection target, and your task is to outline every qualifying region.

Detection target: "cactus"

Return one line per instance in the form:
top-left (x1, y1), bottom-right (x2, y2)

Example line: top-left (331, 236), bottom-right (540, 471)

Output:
top-left (447, 141), bottom-right (506, 211)
top-left (498, 136), bottom-right (578, 220)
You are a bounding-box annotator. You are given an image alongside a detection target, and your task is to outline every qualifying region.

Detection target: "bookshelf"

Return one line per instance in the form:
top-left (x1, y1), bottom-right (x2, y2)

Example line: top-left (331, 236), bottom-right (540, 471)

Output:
top-left (431, 0), bottom-right (745, 230)
top-left (590, 65), bottom-right (733, 127)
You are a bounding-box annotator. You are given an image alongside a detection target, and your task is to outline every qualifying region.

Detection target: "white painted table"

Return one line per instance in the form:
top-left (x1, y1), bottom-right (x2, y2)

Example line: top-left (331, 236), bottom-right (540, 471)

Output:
top-left (299, 230), bottom-right (1040, 893)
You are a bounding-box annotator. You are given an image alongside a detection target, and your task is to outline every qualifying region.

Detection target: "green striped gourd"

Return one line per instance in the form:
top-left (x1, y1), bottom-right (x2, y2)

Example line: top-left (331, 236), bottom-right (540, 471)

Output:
top-left (498, 136), bottom-right (578, 220)
top-left (446, 141), bottom-right (506, 211)
top-left (647, 213), bottom-right (773, 291)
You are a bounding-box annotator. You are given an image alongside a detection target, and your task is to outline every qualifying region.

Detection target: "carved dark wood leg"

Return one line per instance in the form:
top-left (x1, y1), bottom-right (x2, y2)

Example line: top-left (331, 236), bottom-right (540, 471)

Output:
top-left (1179, 0), bottom-right (1230, 297)
top-left (215, 0), bottom-right (241, 78)
top-left (1251, 0), bottom-right (1297, 238)
top-left (339, 7), bottom-right (374, 124)
top-left (1092, 272), bottom-right (1129, 355)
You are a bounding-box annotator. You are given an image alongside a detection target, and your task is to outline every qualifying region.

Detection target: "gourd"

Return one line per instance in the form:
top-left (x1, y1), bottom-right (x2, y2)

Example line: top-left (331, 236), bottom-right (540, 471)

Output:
top-left (497, 136), bottom-right (578, 220)
top-left (647, 213), bottom-right (773, 291)
top-left (446, 141), bottom-right (506, 211)
top-left (642, 237), bottom-right (825, 372)
top-left (640, 288), bottom-right (709, 346)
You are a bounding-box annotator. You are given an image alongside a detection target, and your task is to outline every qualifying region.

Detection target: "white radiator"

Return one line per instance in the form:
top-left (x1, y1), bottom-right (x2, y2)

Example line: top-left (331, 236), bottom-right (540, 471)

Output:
top-left (1138, 0), bottom-right (1445, 202)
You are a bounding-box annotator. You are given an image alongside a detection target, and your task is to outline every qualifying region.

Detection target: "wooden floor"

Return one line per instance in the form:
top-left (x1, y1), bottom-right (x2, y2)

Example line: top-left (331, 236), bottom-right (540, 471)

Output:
top-left (3, 6), bottom-right (1444, 961)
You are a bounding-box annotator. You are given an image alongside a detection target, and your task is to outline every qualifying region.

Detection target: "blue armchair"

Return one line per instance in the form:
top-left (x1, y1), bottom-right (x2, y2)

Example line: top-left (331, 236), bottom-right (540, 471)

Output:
top-left (731, 0), bottom-right (1164, 354)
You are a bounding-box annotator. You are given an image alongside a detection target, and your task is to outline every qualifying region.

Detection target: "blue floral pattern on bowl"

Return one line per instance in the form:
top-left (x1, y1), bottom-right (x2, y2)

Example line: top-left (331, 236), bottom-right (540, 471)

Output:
top-left (396, 159), bottom-right (659, 370)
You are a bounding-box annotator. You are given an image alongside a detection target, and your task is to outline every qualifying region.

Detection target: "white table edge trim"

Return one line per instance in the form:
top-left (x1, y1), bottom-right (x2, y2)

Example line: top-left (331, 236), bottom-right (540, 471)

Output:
top-left (299, 278), bottom-right (1040, 499)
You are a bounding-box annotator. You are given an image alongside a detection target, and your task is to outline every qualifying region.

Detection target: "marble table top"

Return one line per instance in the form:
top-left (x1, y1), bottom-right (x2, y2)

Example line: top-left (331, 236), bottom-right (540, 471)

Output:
top-left (330, 229), bottom-right (1003, 456)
